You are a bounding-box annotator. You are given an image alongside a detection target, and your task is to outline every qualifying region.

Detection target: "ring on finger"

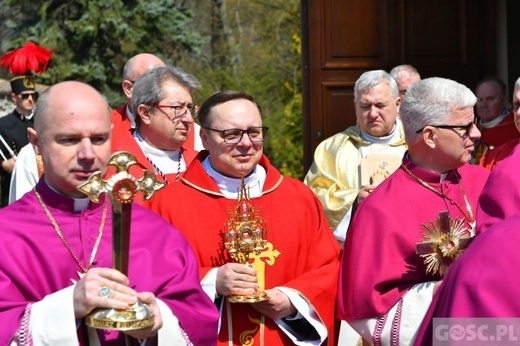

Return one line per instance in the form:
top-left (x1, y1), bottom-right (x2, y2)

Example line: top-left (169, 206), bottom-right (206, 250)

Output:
top-left (99, 286), bottom-right (111, 298)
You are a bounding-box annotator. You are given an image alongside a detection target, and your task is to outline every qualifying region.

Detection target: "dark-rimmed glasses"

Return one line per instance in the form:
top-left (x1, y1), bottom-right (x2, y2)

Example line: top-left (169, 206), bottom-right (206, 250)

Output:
top-left (415, 121), bottom-right (476, 137)
top-left (19, 92), bottom-right (38, 101)
top-left (204, 126), bottom-right (269, 144)
top-left (149, 104), bottom-right (197, 119)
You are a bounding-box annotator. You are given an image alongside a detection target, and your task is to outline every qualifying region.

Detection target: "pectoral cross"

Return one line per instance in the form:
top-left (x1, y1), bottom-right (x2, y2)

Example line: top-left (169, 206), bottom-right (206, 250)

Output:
top-left (416, 211), bottom-right (474, 276)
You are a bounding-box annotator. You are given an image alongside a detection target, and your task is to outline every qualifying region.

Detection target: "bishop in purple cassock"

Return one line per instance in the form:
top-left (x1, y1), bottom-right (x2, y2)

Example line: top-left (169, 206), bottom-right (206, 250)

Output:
top-left (0, 179), bottom-right (219, 345)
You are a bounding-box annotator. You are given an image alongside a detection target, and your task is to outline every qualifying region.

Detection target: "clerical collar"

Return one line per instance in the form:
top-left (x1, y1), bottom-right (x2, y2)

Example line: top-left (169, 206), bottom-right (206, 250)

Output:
top-left (360, 123), bottom-right (400, 144)
top-left (405, 152), bottom-right (449, 183)
top-left (125, 105), bottom-right (136, 128)
top-left (42, 178), bottom-right (91, 212)
top-left (133, 131), bottom-right (185, 174)
top-left (201, 157), bottom-right (266, 199)
top-left (479, 108), bottom-right (509, 128)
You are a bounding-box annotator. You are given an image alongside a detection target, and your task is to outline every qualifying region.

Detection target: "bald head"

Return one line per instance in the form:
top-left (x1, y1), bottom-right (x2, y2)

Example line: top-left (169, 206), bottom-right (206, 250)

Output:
top-left (123, 53), bottom-right (165, 82)
top-left (30, 81), bottom-right (112, 197)
top-left (121, 53), bottom-right (165, 103)
top-left (34, 81), bottom-right (110, 136)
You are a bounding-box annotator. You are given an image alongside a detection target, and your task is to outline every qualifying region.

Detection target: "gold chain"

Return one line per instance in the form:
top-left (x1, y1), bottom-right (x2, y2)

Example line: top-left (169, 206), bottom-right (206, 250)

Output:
top-left (34, 188), bottom-right (108, 273)
top-left (401, 164), bottom-right (475, 232)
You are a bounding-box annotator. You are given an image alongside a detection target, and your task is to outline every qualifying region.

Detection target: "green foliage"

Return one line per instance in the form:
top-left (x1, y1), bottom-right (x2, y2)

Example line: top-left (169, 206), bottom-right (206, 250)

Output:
top-left (1, 0), bottom-right (203, 107)
top-left (0, 0), bottom-right (304, 178)
top-left (178, 0), bottom-right (304, 178)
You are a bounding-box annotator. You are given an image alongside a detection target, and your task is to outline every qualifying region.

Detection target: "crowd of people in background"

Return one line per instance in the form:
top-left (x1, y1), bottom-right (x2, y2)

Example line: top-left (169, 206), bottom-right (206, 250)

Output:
top-left (0, 54), bottom-right (519, 345)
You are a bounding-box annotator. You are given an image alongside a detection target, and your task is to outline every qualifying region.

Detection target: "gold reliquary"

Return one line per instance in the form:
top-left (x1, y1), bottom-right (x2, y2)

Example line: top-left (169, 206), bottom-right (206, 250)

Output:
top-left (224, 177), bottom-right (270, 303)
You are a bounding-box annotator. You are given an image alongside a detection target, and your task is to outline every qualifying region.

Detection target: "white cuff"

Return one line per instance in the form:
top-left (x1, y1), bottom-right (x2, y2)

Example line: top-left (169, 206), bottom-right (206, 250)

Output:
top-left (275, 287), bottom-right (327, 345)
top-left (347, 281), bottom-right (436, 346)
top-left (156, 298), bottom-right (190, 345)
top-left (334, 206), bottom-right (353, 246)
top-left (201, 267), bottom-right (219, 301)
top-left (29, 285), bottom-right (79, 345)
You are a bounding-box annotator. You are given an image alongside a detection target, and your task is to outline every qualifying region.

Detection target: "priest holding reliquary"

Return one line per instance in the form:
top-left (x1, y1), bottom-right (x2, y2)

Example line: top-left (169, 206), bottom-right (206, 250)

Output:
top-left (148, 90), bottom-right (341, 346)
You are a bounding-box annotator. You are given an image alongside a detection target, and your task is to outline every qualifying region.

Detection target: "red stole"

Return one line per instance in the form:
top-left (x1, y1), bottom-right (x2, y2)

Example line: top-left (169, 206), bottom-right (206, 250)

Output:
top-left (219, 302), bottom-right (293, 345)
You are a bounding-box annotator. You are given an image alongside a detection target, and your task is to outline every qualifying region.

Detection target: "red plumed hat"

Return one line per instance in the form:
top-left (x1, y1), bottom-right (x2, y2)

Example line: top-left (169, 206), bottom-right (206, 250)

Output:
top-left (1, 41), bottom-right (55, 94)
top-left (1, 41), bottom-right (55, 75)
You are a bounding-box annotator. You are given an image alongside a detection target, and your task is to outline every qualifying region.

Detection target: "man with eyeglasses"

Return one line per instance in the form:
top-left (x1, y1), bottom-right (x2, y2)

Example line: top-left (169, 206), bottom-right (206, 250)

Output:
top-left (415, 78), bottom-right (520, 342)
top-left (0, 75), bottom-right (39, 207)
top-left (415, 76), bottom-right (520, 342)
top-left (8, 53), bottom-right (204, 205)
top-left (110, 53), bottom-right (165, 151)
top-left (148, 90), bottom-right (341, 345)
top-left (110, 64), bottom-right (200, 205)
top-left (337, 77), bottom-right (490, 345)
top-left (112, 53), bottom-right (204, 153)
top-left (111, 53), bottom-right (203, 152)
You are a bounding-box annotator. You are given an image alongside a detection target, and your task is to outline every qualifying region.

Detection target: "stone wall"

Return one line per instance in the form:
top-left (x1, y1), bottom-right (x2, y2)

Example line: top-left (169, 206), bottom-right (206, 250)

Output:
top-left (0, 79), bottom-right (15, 117)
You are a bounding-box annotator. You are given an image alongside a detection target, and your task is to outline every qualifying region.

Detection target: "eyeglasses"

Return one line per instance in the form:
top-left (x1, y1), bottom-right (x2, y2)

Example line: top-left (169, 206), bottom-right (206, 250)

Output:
top-left (203, 126), bottom-right (269, 144)
top-left (19, 92), bottom-right (38, 101)
top-left (149, 104), bottom-right (198, 119)
top-left (415, 120), bottom-right (476, 137)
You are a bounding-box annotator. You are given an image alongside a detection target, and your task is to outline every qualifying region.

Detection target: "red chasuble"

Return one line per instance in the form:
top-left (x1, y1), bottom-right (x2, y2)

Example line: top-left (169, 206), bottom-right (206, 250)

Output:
top-left (474, 112), bottom-right (520, 163)
top-left (478, 112), bottom-right (519, 148)
top-left (337, 156), bottom-right (489, 321)
top-left (478, 137), bottom-right (520, 171)
top-left (149, 152), bottom-right (341, 346)
top-left (110, 105), bottom-right (132, 152)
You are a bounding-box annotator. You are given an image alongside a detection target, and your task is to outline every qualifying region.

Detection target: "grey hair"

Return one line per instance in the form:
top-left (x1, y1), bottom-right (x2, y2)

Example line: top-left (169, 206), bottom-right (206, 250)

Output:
top-left (400, 77), bottom-right (477, 143)
top-left (515, 77), bottom-right (520, 91)
top-left (354, 70), bottom-right (399, 100)
top-left (131, 65), bottom-right (201, 127)
top-left (390, 64), bottom-right (421, 81)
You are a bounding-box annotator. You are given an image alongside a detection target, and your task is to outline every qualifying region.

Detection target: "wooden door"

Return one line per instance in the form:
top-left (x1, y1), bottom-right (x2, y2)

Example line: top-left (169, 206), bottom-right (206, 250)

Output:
top-left (301, 0), bottom-right (497, 171)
